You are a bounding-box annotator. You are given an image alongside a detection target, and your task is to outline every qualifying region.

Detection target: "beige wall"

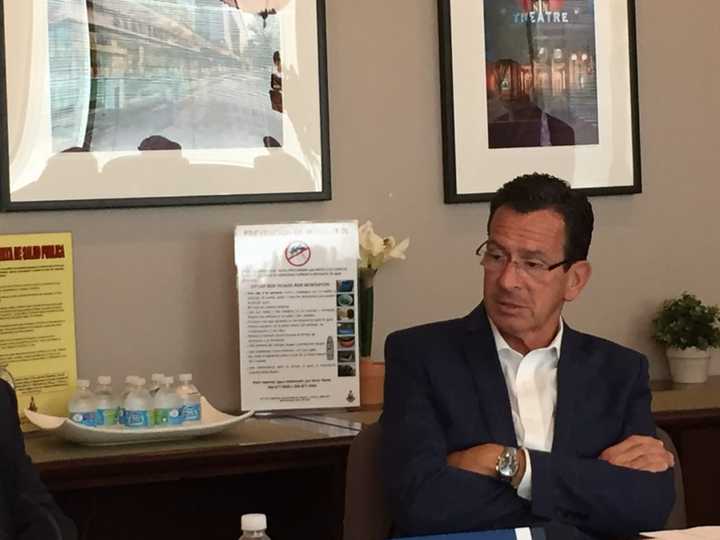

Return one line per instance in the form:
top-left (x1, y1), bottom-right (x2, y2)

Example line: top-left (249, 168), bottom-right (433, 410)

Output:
top-left (1, 0), bottom-right (719, 411)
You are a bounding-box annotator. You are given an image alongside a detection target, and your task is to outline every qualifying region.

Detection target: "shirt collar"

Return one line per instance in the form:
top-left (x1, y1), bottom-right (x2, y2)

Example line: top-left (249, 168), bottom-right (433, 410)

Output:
top-left (488, 316), bottom-right (564, 359)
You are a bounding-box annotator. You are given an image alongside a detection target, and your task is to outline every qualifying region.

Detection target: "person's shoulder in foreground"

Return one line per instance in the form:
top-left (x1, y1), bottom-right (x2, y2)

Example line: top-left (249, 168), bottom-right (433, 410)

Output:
top-left (380, 173), bottom-right (675, 538)
top-left (0, 380), bottom-right (78, 540)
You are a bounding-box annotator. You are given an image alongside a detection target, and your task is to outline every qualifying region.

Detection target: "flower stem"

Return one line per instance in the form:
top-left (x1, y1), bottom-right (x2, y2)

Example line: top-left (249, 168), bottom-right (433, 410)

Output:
top-left (359, 280), bottom-right (374, 358)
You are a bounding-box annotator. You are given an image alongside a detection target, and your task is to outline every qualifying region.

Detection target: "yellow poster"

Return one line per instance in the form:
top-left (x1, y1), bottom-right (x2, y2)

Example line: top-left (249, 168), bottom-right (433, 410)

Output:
top-left (0, 233), bottom-right (77, 430)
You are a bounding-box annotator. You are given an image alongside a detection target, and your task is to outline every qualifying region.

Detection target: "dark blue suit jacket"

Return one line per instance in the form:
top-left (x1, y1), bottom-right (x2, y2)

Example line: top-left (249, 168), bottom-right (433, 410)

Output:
top-left (0, 381), bottom-right (76, 540)
top-left (380, 304), bottom-right (674, 538)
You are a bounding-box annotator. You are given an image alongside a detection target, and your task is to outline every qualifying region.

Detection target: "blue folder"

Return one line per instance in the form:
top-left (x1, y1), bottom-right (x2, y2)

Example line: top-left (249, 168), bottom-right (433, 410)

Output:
top-left (396, 527), bottom-right (544, 540)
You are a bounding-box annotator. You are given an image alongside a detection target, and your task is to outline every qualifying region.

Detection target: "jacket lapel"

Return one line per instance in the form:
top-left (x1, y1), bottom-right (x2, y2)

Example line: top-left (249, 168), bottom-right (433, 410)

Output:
top-left (553, 324), bottom-right (585, 452)
top-left (461, 304), bottom-right (517, 447)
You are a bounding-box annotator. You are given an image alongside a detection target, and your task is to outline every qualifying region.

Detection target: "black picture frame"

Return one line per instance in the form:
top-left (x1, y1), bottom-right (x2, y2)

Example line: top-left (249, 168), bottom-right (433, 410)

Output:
top-left (0, 0), bottom-right (330, 211)
top-left (438, 0), bottom-right (641, 203)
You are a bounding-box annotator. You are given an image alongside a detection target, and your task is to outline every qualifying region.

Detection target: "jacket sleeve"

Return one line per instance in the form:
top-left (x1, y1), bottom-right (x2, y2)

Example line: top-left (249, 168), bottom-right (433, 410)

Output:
top-left (0, 381), bottom-right (78, 540)
top-left (528, 356), bottom-right (675, 536)
top-left (380, 332), bottom-right (535, 536)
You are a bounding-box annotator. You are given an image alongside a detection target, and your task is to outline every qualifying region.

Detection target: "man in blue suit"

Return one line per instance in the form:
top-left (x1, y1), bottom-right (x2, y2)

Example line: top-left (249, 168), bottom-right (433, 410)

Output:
top-left (0, 380), bottom-right (77, 540)
top-left (381, 173), bottom-right (675, 537)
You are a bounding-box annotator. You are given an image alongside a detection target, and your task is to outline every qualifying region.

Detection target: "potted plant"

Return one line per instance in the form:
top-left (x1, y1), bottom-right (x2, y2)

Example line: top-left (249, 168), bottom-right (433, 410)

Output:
top-left (357, 221), bottom-right (409, 406)
top-left (652, 292), bottom-right (720, 383)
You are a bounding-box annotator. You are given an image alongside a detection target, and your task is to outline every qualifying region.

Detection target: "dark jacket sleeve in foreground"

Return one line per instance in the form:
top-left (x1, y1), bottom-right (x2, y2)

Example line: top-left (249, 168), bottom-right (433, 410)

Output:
top-left (380, 331), bottom-right (536, 536)
top-left (528, 355), bottom-right (675, 536)
top-left (0, 381), bottom-right (77, 540)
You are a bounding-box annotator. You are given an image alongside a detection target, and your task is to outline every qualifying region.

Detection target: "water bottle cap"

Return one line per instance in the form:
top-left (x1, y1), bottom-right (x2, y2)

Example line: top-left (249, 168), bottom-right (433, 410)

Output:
top-left (151, 373), bottom-right (165, 382)
top-left (179, 373), bottom-right (192, 382)
top-left (241, 514), bottom-right (266, 532)
top-left (98, 376), bottom-right (111, 385)
top-left (164, 376), bottom-right (174, 384)
top-left (125, 375), bottom-right (137, 384)
top-left (77, 379), bottom-right (90, 388)
top-left (136, 377), bottom-right (146, 386)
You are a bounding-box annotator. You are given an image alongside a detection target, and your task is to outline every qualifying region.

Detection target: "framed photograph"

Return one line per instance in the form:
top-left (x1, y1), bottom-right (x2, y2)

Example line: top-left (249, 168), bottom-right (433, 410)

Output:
top-left (439, 0), bottom-right (641, 203)
top-left (0, 0), bottom-right (330, 210)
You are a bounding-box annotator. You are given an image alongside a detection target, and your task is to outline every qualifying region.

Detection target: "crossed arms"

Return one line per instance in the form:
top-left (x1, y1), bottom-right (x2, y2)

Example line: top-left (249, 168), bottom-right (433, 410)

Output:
top-left (380, 333), bottom-right (675, 537)
top-left (449, 434), bottom-right (673, 487)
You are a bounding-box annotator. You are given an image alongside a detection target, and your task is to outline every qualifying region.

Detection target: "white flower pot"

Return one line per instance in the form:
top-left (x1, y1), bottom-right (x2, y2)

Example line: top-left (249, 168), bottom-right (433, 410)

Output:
top-left (666, 347), bottom-right (710, 383)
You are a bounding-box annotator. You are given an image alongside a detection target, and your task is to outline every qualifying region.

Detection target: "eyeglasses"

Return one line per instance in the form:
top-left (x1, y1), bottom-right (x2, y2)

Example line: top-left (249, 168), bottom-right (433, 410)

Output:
top-left (475, 241), bottom-right (573, 278)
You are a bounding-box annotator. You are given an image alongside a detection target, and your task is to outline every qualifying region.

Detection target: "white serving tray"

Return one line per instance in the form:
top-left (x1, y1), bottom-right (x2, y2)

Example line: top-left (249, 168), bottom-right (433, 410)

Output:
top-left (25, 397), bottom-right (254, 446)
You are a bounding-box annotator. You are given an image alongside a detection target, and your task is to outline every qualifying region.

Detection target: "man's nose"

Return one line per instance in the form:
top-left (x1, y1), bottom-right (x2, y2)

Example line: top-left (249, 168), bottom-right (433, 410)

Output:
top-left (497, 260), bottom-right (523, 289)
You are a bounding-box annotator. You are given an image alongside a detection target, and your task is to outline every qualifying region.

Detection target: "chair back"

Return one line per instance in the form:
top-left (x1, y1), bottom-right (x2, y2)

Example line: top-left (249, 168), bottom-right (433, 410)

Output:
top-left (656, 427), bottom-right (687, 529)
top-left (343, 422), bottom-right (391, 540)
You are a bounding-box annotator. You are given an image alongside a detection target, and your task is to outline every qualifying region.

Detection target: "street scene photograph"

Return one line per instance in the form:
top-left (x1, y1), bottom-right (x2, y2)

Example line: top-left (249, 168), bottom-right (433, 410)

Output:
top-left (48, 0), bottom-right (284, 154)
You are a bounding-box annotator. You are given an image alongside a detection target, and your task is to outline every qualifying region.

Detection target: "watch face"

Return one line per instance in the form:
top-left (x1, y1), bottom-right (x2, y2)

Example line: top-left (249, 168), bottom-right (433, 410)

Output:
top-left (498, 459), bottom-right (516, 476)
top-left (497, 448), bottom-right (518, 478)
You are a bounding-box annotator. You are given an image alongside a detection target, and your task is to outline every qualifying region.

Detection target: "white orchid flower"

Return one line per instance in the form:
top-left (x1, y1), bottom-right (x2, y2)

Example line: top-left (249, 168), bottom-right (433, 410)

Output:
top-left (357, 221), bottom-right (409, 270)
top-left (387, 237), bottom-right (410, 260)
top-left (359, 221), bottom-right (385, 268)
top-left (359, 221), bottom-right (385, 255)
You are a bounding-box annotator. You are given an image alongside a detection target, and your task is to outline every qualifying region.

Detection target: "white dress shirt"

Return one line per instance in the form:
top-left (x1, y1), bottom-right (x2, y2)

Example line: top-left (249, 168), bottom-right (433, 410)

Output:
top-left (489, 318), bottom-right (563, 500)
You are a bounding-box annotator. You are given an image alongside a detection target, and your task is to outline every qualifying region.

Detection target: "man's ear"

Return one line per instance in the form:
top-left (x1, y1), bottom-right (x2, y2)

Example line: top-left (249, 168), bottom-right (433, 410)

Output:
top-left (564, 261), bottom-right (591, 302)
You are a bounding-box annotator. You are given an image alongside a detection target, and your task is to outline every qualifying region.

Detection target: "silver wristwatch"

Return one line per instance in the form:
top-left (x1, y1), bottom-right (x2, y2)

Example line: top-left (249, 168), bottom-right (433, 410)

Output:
top-left (495, 446), bottom-right (519, 483)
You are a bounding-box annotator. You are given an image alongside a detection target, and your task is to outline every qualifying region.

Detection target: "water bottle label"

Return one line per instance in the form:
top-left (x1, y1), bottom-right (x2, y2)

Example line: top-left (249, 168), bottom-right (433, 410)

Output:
top-left (96, 408), bottom-right (118, 426)
top-left (118, 407), bottom-right (126, 426)
top-left (183, 403), bottom-right (201, 421)
top-left (125, 410), bottom-right (151, 428)
top-left (70, 411), bottom-right (96, 427)
top-left (155, 407), bottom-right (184, 426)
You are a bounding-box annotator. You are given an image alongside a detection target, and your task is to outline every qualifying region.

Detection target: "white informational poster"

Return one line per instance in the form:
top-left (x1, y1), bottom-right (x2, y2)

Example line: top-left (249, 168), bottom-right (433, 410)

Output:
top-left (235, 222), bottom-right (360, 411)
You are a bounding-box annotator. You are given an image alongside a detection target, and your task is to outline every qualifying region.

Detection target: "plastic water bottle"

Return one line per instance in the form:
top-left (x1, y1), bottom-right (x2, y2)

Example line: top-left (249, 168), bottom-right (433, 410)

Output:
top-left (149, 373), bottom-right (165, 396)
top-left (68, 379), bottom-right (96, 427)
top-left (239, 514), bottom-right (270, 540)
top-left (154, 376), bottom-right (184, 427)
top-left (118, 375), bottom-right (137, 426)
top-left (124, 377), bottom-right (153, 428)
top-left (176, 373), bottom-right (202, 422)
top-left (94, 376), bottom-right (118, 426)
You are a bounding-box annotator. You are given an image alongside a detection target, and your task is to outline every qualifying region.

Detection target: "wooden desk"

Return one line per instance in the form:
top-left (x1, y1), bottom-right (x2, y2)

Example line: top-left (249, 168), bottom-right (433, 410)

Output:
top-left (26, 417), bottom-right (357, 540)
top-left (26, 378), bottom-right (720, 538)
top-left (651, 376), bottom-right (720, 527)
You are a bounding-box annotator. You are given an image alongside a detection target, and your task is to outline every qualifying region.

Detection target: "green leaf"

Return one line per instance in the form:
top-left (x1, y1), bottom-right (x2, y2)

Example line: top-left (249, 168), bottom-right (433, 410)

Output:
top-left (651, 292), bottom-right (720, 350)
